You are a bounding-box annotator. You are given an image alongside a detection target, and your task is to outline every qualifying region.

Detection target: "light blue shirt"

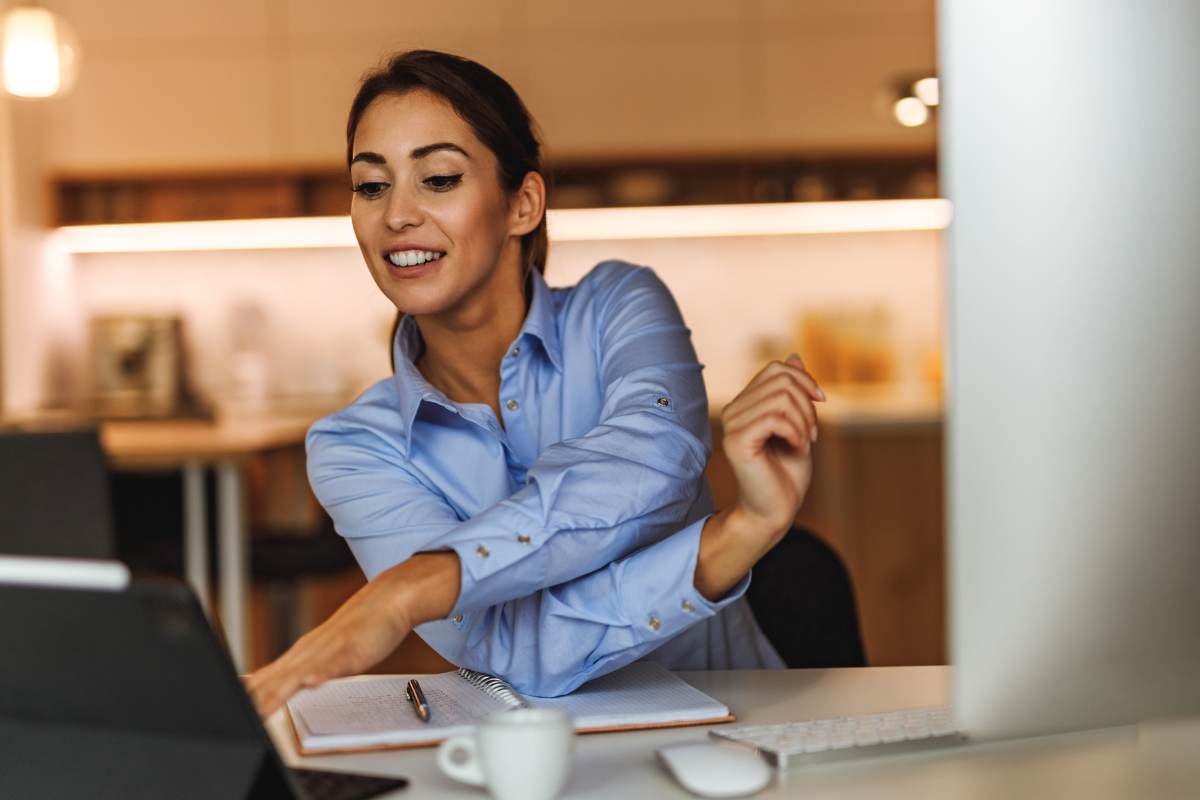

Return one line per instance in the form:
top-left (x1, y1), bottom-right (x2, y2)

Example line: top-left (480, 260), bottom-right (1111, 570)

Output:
top-left (307, 260), bottom-right (783, 697)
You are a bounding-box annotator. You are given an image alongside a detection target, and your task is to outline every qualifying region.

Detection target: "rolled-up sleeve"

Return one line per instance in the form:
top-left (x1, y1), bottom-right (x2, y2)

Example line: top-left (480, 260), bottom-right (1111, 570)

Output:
top-left (450, 517), bottom-right (750, 698)
top-left (310, 413), bottom-right (748, 696)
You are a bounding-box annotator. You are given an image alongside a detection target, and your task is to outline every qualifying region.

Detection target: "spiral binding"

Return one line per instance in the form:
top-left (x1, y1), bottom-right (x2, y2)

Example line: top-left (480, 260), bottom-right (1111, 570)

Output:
top-left (457, 667), bottom-right (531, 710)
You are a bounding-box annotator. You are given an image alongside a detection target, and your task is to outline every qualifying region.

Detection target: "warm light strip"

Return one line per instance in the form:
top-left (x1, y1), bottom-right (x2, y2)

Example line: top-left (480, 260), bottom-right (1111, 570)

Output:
top-left (54, 216), bottom-right (359, 254)
top-left (54, 199), bottom-right (951, 254)
top-left (548, 199), bottom-right (951, 241)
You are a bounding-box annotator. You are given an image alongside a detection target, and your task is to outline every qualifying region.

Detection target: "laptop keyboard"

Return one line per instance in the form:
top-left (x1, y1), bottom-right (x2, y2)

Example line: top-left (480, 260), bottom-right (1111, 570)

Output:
top-left (710, 705), bottom-right (963, 768)
top-left (289, 767), bottom-right (407, 800)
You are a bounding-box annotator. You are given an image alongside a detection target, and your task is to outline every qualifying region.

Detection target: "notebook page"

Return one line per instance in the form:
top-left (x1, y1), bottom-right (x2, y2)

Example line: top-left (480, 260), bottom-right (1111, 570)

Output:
top-left (530, 661), bottom-right (729, 728)
top-left (288, 671), bottom-right (508, 749)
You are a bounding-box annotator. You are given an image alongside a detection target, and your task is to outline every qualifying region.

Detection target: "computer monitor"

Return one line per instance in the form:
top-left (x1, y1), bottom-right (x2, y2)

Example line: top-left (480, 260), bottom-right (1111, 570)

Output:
top-left (941, 0), bottom-right (1200, 738)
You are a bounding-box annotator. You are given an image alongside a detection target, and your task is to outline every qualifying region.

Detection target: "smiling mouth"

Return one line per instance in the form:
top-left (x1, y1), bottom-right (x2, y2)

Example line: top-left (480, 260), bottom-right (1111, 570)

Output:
top-left (387, 249), bottom-right (446, 268)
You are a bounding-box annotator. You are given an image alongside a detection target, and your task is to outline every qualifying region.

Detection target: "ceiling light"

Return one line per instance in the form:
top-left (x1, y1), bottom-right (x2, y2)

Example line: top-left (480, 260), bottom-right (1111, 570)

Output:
top-left (1, 5), bottom-right (80, 98)
top-left (913, 76), bottom-right (940, 107)
top-left (893, 96), bottom-right (930, 127)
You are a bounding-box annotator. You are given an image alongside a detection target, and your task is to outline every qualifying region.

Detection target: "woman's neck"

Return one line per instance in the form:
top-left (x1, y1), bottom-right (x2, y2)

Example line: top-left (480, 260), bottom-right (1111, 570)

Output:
top-left (414, 268), bottom-right (528, 422)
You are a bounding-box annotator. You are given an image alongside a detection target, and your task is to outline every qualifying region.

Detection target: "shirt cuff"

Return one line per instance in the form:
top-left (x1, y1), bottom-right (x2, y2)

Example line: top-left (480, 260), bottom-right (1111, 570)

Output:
top-left (615, 514), bottom-right (750, 645)
top-left (446, 523), bottom-right (551, 618)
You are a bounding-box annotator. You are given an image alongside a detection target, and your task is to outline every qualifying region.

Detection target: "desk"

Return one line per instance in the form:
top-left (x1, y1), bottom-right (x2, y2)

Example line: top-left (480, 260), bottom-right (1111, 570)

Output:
top-left (267, 667), bottom-right (1197, 798)
top-left (102, 416), bottom-right (314, 670)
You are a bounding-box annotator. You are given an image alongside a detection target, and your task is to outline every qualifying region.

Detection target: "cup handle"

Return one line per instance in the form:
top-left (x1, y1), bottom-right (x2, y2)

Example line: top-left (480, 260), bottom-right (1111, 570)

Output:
top-left (437, 735), bottom-right (486, 786)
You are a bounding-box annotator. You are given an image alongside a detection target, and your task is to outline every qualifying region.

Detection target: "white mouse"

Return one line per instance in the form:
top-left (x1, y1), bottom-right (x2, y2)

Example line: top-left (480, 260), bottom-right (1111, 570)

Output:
top-left (656, 740), bottom-right (772, 798)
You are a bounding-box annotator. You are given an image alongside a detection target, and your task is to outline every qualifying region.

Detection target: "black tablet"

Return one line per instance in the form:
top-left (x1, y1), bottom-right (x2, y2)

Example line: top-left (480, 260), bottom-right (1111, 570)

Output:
top-left (0, 567), bottom-right (407, 800)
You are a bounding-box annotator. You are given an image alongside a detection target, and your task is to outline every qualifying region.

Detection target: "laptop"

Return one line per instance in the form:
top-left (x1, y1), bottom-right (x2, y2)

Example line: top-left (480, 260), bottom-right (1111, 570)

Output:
top-left (0, 556), bottom-right (407, 800)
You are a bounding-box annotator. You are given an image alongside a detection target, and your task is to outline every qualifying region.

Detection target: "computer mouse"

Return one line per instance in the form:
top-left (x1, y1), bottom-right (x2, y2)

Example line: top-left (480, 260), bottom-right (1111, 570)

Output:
top-left (656, 740), bottom-right (772, 798)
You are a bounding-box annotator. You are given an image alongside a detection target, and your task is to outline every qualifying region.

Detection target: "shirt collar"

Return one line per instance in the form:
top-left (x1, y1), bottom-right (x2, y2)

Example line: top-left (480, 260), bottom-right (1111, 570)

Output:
top-left (389, 270), bottom-right (563, 448)
top-left (391, 316), bottom-right (455, 452)
top-left (522, 269), bottom-right (563, 373)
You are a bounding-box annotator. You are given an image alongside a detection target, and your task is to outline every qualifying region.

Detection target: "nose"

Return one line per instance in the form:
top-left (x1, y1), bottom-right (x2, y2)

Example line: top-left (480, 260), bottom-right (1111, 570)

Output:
top-left (384, 185), bottom-right (423, 232)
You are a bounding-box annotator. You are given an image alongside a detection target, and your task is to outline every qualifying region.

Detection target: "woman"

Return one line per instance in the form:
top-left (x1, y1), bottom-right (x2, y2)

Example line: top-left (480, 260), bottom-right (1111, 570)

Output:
top-left (247, 50), bottom-right (823, 715)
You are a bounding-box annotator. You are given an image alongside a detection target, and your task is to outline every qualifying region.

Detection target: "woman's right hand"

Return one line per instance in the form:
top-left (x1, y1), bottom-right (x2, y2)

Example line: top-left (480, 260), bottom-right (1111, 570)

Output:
top-left (693, 354), bottom-right (825, 600)
top-left (243, 551), bottom-right (461, 717)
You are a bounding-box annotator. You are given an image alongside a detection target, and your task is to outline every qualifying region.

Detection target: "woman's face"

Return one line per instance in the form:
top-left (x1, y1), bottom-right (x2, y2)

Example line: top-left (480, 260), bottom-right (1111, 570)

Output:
top-left (349, 90), bottom-right (523, 319)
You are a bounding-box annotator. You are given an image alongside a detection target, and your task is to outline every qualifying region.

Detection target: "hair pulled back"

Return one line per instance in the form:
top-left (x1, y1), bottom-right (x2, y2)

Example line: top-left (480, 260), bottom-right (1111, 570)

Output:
top-left (347, 50), bottom-right (548, 275)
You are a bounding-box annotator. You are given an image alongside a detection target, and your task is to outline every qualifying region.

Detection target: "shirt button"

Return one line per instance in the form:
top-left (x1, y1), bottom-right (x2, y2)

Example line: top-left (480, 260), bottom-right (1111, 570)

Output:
top-left (453, 614), bottom-right (464, 624)
top-left (517, 534), bottom-right (531, 544)
top-left (476, 545), bottom-right (490, 558)
top-left (506, 399), bottom-right (520, 412)
top-left (655, 397), bottom-right (671, 408)
top-left (510, 346), bottom-right (521, 358)
top-left (648, 615), bottom-right (661, 631)
top-left (681, 599), bottom-right (696, 613)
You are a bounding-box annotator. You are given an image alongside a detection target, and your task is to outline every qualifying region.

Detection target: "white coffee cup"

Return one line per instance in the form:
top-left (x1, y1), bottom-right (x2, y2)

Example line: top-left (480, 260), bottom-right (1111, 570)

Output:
top-left (437, 708), bottom-right (575, 800)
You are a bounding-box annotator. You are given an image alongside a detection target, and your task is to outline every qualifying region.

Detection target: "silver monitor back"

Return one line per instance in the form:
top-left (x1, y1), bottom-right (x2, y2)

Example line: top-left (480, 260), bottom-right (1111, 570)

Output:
top-left (941, 0), bottom-right (1200, 739)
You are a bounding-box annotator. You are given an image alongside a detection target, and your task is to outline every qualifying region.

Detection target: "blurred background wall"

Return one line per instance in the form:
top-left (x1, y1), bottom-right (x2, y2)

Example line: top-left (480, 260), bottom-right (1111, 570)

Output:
top-left (31, 0), bottom-right (935, 169)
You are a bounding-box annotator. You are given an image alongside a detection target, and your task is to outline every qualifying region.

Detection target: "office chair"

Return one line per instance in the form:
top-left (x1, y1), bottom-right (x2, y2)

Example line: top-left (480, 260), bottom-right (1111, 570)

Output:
top-left (746, 526), bottom-right (867, 668)
top-left (0, 427), bottom-right (116, 559)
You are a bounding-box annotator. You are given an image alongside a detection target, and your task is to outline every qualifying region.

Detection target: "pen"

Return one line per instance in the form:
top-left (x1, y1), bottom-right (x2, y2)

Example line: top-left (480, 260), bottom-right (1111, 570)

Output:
top-left (406, 678), bottom-right (431, 723)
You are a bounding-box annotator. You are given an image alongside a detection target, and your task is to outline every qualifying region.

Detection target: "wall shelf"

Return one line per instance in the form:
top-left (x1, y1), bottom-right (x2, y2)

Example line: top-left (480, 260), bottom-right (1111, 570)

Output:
top-left (52, 152), bottom-right (938, 226)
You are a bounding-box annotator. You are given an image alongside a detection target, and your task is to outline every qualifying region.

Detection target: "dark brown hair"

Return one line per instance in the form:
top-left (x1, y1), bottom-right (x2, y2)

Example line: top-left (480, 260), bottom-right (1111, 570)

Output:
top-left (347, 49), bottom-right (549, 276)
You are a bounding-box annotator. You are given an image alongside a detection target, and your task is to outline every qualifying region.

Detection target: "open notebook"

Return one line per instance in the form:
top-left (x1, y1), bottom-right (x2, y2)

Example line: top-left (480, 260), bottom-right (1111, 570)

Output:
top-left (286, 661), bottom-right (734, 755)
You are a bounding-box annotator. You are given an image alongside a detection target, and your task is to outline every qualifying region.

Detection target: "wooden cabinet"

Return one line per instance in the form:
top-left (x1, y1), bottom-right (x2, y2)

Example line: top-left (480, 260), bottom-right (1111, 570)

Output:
top-left (54, 170), bottom-right (350, 226)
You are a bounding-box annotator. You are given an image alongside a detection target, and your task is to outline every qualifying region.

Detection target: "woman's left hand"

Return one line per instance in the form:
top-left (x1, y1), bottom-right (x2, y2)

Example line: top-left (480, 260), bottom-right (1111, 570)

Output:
top-left (719, 353), bottom-right (823, 536)
top-left (243, 551), bottom-right (460, 717)
top-left (692, 353), bottom-right (824, 600)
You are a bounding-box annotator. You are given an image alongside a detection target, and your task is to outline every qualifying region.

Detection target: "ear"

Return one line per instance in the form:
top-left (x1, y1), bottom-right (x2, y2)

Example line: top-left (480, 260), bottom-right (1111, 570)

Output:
top-left (508, 171), bottom-right (546, 237)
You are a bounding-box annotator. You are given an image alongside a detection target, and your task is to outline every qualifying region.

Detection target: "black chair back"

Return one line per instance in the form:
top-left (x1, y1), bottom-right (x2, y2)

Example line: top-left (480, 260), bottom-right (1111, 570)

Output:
top-left (746, 527), bottom-right (868, 668)
top-left (0, 428), bottom-right (116, 559)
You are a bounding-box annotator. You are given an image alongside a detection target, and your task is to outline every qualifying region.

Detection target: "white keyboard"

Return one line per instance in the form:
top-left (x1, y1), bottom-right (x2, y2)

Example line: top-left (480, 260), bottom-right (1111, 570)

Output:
top-left (710, 706), bottom-right (964, 769)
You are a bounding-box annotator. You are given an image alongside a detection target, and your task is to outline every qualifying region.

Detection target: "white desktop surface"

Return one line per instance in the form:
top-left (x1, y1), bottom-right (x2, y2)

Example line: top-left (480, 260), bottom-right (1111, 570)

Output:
top-left (266, 667), bottom-right (1197, 799)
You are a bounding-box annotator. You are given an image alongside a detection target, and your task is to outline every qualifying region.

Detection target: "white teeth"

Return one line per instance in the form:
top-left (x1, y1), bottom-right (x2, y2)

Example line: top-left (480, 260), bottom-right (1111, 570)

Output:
top-left (387, 249), bottom-right (444, 267)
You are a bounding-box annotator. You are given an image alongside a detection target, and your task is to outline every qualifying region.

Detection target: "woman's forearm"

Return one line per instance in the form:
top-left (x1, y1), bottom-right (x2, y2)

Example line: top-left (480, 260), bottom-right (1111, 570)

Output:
top-left (245, 549), bottom-right (462, 716)
top-left (693, 509), bottom-right (788, 601)
top-left (383, 551), bottom-right (463, 626)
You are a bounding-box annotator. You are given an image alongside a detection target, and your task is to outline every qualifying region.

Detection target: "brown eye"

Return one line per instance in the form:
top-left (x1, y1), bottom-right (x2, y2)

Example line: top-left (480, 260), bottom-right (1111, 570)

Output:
top-left (424, 174), bottom-right (463, 191)
top-left (352, 182), bottom-right (388, 198)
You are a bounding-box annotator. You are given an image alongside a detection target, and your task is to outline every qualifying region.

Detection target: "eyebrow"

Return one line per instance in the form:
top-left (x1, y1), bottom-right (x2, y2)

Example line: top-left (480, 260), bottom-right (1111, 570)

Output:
top-left (412, 142), bottom-right (470, 160)
top-left (350, 142), bottom-right (471, 166)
